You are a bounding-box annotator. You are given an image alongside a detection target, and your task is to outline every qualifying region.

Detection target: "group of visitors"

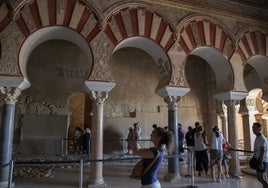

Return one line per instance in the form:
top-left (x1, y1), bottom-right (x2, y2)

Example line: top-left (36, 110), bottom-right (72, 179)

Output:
top-left (126, 122), bottom-right (143, 154)
top-left (184, 122), bottom-right (230, 182)
top-left (73, 126), bottom-right (91, 154)
top-left (126, 121), bottom-right (267, 188)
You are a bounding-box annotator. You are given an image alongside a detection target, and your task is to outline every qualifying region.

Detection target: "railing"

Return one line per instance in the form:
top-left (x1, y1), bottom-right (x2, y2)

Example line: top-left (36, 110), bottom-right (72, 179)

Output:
top-left (2, 143), bottom-right (254, 188)
top-left (61, 138), bottom-right (152, 155)
top-left (4, 153), bottom-right (190, 188)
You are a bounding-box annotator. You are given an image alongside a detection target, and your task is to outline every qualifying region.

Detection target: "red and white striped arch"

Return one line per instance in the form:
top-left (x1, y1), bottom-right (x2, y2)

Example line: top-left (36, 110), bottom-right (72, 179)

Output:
top-left (237, 30), bottom-right (268, 63)
top-left (178, 19), bottom-right (235, 60)
top-left (104, 7), bottom-right (175, 52)
top-left (12, 0), bottom-right (100, 43)
top-left (0, 1), bottom-right (12, 33)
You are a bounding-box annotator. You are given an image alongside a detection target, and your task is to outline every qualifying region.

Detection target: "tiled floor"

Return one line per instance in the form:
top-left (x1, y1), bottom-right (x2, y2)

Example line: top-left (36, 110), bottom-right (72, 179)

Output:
top-left (13, 155), bottom-right (262, 188)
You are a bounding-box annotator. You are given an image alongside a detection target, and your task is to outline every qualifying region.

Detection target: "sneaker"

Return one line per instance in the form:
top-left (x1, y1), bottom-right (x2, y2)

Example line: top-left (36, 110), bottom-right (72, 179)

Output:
top-left (226, 174), bottom-right (230, 178)
top-left (216, 179), bottom-right (222, 183)
top-left (211, 178), bottom-right (216, 183)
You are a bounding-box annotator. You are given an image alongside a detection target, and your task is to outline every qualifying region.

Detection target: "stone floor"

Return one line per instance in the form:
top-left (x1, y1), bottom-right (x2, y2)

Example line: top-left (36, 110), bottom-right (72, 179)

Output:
top-left (12, 154), bottom-right (262, 188)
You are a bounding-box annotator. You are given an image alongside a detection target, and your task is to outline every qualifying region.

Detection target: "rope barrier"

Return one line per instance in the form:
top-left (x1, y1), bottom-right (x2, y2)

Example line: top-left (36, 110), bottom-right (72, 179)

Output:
top-left (228, 148), bottom-right (253, 153)
top-left (1, 147), bottom-right (254, 188)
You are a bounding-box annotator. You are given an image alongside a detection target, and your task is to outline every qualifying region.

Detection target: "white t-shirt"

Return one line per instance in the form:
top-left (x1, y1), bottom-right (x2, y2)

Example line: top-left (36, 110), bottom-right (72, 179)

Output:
top-left (194, 132), bottom-right (207, 151)
top-left (254, 134), bottom-right (268, 162)
top-left (210, 131), bottom-right (226, 150)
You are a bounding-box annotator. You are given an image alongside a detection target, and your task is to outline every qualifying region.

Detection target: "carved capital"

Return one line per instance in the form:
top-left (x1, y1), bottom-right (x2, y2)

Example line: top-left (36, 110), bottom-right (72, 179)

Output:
top-left (223, 100), bottom-right (237, 113)
top-left (0, 87), bottom-right (21, 105)
top-left (164, 96), bottom-right (180, 110)
top-left (90, 91), bottom-right (108, 105)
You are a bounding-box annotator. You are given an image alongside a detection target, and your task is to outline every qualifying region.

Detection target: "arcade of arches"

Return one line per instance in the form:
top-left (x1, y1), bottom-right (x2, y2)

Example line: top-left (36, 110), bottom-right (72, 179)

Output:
top-left (0, 0), bottom-right (268, 187)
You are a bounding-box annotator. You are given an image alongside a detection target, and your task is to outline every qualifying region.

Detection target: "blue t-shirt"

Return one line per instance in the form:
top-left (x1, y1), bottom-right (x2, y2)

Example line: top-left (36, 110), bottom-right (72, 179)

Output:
top-left (141, 147), bottom-right (164, 185)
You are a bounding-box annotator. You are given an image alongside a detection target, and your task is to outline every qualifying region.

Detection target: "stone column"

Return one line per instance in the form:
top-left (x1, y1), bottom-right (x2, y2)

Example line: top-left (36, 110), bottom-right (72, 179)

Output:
top-left (0, 87), bottom-right (21, 188)
top-left (215, 91), bottom-right (247, 179)
top-left (164, 95), bottom-right (180, 181)
top-left (241, 111), bottom-right (256, 152)
top-left (156, 86), bottom-right (190, 182)
top-left (88, 91), bottom-right (107, 187)
top-left (239, 95), bottom-right (258, 152)
top-left (224, 100), bottom-right (241, 177)
top-left (85, 81), bottom-right (115, 188)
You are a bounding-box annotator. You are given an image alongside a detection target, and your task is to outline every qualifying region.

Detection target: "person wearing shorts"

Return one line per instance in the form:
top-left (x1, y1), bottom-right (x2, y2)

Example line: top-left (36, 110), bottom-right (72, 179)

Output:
top-left (209, 124), bottom-right (226, 183)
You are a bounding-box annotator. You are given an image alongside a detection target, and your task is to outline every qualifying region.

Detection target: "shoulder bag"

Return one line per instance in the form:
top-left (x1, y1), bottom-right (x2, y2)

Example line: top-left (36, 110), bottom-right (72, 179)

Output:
top-left (130, 151), bottom-right (160, 180)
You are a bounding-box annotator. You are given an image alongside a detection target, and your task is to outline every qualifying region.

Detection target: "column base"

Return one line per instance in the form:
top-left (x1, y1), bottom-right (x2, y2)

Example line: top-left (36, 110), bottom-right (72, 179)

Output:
top-left (0, 181), bottom-right (14, 188)
top-left (163, 173), bottom-right (181, 182)
top-left (88, 178), bottom-right (106, 188)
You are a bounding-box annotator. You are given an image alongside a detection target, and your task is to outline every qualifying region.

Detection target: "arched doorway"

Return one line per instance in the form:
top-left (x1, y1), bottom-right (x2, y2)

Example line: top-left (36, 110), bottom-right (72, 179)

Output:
top-left (17, 38), bottom-right (91, 156)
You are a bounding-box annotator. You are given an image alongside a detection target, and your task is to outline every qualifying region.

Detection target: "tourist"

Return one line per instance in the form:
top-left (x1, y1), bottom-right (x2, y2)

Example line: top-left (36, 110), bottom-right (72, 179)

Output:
top-left (84, 127), bottom-right (91, 154)
top-left (126, 127), bottom-right (134, 155)
top-left (131, 127), bottom-right (174, 188)
top-left (209, 124), bottom-right (226, 183)
top-left (74, 126), bottom-right (83, 154)
top-left (252, 122), bottom-right (268, 188)
top-left (194, 125), bottom-right (209, 176)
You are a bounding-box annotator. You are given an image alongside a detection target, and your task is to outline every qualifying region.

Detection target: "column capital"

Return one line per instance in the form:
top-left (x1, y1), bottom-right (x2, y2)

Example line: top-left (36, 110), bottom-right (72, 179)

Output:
top-left (85, 80), bottom-right (115, 92)
top-left (90, 91), bottom-right (108, 104)
top-left (214, 91), bottom-right (248, 101)
top-left (156, 86), bottom-right (190, 98)
top-left (164, 96), bottom-right (180, 110)
top-left (0, 75), bottom-right (29, 90)
top-left (223, 100), bottom-right (237, 112)
top-left (0, 87), bottom-right (21, 105)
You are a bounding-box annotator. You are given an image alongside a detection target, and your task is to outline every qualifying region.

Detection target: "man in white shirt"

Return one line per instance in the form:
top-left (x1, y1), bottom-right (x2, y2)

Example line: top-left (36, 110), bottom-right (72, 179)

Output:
top-left (252, 122), bottom-right (268, 188)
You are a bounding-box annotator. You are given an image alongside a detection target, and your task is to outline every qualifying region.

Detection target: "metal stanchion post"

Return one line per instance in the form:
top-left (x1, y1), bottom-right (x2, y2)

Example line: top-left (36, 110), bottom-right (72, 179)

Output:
top-left (187, 150), bottom-right (198, 188)
top-left (79, 159), bottom-right (83, 188)
top-left (8, 160), bottom-right (14, 188)
top-left (61, 138), bottom-right (64, 156)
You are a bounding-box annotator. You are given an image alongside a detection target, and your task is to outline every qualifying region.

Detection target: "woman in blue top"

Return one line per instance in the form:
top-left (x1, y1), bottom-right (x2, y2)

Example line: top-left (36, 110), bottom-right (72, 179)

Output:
top-left (132, 126), bottom-right (174, 188)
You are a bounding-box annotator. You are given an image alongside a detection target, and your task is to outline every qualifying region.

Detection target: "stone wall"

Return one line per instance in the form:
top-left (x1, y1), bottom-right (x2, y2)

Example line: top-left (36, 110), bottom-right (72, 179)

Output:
top-left (8, 38), bottom-right (243, 155)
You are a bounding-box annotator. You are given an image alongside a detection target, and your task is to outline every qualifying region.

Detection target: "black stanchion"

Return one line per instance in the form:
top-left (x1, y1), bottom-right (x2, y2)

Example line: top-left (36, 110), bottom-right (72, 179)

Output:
top-left (182, 147), bottom-right (198, 188)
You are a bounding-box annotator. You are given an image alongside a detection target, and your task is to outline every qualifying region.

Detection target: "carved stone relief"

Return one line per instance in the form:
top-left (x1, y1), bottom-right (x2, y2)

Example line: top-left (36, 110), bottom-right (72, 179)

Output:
top-left (169, 62), bottom-right (186, 86)
top-left (0, 22), bottom-right (24, 75)
top-left (154, 4), bottom-right (189, 28)
top-left (17, 95), bottom-right (69, 115)
top-left (89, 31), bottom-right (114, 81)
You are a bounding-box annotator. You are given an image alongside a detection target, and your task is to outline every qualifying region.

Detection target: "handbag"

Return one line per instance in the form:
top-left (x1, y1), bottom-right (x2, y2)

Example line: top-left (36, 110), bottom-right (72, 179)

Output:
top-left (130, 151), bottom-right (160, 180)
top-left (249, 156), bottom-right (259, 170)
top-left (223, 150), bottom-right (232, 159)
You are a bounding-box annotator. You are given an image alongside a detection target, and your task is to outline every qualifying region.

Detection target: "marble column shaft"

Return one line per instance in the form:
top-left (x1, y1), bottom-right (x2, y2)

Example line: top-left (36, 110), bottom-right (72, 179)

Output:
top-left (164, 96), bottom-right (180, 174)
top-left (0, 87), bottom-right (21, 187)
top-left (88, 91), bottom-right (107, 187)
top-left (224, 100), bottom-right (240, 176)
